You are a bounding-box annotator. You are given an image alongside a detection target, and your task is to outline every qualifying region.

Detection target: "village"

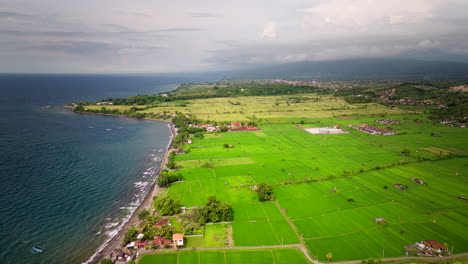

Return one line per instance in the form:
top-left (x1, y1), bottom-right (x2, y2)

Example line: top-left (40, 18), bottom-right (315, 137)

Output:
top-left (187, 122), bottom-right (260, 133)
top-left (109, 217), bottom-right (185, 263)
top-left (405, 240), bottom-right (451, 257)
top-left (348, 124), bottom-right (396, 135)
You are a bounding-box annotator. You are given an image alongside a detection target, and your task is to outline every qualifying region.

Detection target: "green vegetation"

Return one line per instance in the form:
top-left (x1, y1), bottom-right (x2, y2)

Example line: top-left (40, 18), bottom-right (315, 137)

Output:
top-left (185, 224), bottom-right (230, 248)
top-left (78, 80), bottom-right (467, 263)
top-left (156, 170), bottom-right (183, 187)
top-left (138, 210), bottom-right (150, 221)
top-left (123, 227), bottom-right (138, 245)
top-left (256, 183), bottom-right (274, 201)
top-left (138, 248), bottom-right (310, 264)
top-left (188, 196), bottom-right (233, 225)
top-left (153, 196), bottom-right (181, 215)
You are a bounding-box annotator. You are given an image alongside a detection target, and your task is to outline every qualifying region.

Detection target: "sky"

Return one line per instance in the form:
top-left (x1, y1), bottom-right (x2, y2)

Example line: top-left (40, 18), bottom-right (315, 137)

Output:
top-left (1, 0), bottom-right (468, 73)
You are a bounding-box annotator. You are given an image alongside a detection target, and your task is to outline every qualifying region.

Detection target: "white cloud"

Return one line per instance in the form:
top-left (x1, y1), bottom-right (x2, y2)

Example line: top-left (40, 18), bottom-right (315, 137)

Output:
top-left (260, 23), bottom-right (277, 39)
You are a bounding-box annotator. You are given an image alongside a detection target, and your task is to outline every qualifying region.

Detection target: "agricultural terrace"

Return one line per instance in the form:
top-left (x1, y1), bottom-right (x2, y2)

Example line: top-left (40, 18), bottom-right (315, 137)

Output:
top-left (139, 248), bottom-right (310, 264)
top-left (84, 94), bottom-right (411, 123)
top-left (168, 112), bottom-right (467, 261)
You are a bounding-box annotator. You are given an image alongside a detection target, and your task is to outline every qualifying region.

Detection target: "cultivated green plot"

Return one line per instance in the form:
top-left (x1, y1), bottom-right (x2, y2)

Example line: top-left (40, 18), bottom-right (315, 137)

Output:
top-left (186, 224), bottom-right (229, 248)
top-left (166, 111), bottom-right (467, 261)
top-left (232, 219), bottom-right (299, 246)
top-left (138, 248), bottom-right (310, 264)
top-left (306, 221), bottom-right (467, 261)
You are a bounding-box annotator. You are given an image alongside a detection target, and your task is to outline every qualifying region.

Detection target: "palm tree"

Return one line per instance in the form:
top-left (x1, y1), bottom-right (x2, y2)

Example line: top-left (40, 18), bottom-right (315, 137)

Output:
top-left (326, 252), bottom-right (333, 261)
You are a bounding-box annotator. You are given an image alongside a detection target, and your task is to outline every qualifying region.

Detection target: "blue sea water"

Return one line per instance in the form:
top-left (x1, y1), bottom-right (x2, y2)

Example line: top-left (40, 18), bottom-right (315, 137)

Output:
top-left (0, 74), bottom-right (201, 263)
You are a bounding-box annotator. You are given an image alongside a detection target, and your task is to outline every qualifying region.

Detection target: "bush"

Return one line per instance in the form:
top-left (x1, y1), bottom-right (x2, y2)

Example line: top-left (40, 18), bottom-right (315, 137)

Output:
top-left (256, 183), bottom-right (274, 202)
top-left (193, 132), bottom-right (204, 139)
top-left (138, 210), bottom-right (150, 221)
top-left (220, 125), bottom-right (228, 132)
top-left (123, 227), bottom-right (138, 245)
top-left (101, 259), bottom-right (113, 264)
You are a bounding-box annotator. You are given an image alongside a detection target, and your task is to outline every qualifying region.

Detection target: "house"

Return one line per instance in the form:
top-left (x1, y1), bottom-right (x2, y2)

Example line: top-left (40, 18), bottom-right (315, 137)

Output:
top-left (231, 122), bottom-right (242, 128)
top-left (405, 240), bottom-right (449, 256)
top-left (424, 240), bottom-right (445, 252)
top-left (374, 218), bottom-right (386, 223)
top-left (136, 233), bottom-right (144, 240)
top-left (206, 126), bottom-right (217, 132)
top-left (410, 178), bottom-right (425, 185)
top-left (135, 241), bottom-right (147, 249)
top-left (333, 125), bottom-right (340, 129)
top-left (111, 249), bottom-right (136, 264)
top-left (155, 218), bottom-right (169, 228)
top-left (173, 233), bottom-right (184, 247)
top-left (393, 183), bottom-right (406, 190)
top-left (126, 241), bottom-right (135, 249)
top-left (154, 236), bottom-right (172, 247)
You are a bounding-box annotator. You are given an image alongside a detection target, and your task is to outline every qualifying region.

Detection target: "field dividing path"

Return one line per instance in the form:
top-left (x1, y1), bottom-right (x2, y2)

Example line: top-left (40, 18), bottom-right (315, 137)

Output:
top-left (273, 201), bottom-right (319, 264)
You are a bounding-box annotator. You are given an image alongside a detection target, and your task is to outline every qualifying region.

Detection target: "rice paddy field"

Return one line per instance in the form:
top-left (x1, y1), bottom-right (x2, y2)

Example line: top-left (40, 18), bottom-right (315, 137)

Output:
top-left (169, 115), bottom-right (466, 261)
top-left (125, 93), bottom-right (467, 263)
top-left (139, 248), bottom-right (309, 264)
top-left (85, 93), bottom-right (412, 122)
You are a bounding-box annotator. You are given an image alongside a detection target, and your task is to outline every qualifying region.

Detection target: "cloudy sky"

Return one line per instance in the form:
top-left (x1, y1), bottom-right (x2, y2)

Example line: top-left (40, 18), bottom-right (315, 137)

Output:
top-left (1, 0), bottom-right (468, 73)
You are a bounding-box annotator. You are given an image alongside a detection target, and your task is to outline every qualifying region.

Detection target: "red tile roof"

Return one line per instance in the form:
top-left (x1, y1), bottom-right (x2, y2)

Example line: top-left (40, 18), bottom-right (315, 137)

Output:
top-left (155, 218), bottom-right (169, 227)
top-left (154, 236), bottom-right (172, 246)
top-left (425, 240), bottom-right (444, 249)
top-left (173, 233), bottom-right (184, 240)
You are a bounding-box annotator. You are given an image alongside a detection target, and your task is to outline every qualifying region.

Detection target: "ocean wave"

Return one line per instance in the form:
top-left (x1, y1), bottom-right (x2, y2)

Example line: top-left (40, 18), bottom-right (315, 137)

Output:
top-left (82, 124), bottom-right (174, 264)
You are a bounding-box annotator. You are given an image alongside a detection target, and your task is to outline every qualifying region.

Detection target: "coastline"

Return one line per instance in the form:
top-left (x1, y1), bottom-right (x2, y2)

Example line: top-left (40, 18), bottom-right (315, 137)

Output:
top-left (77, 110), bottom-right (177, 264)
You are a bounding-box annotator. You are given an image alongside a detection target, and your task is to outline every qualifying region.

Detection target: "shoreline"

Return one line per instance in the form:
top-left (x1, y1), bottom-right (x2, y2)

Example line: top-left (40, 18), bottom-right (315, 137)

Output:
top-left (75, 110), bottom-right (177, 264)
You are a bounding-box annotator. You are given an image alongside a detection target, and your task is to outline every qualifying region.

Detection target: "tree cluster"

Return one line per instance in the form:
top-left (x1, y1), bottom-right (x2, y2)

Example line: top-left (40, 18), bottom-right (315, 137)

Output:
top-left (153, 196), bottom-right (181, 215)
top-left (256, 183), bottom-right (274, 202)
top-left (157, 170), bottom-right (184, 187)
top-left (190, 196), bottom-right (233, 224)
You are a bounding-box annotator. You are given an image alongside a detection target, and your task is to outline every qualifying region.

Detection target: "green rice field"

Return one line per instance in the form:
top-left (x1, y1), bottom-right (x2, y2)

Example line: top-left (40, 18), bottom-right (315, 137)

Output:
top-left (129, 93), bottom-right (467, 263)
top-left (139, 248), bottom-right (309, 264)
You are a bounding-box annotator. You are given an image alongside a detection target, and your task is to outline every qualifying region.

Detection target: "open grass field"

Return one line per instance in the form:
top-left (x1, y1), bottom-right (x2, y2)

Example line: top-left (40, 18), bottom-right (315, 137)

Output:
top-left (138, 248), bottom-right (310, 264)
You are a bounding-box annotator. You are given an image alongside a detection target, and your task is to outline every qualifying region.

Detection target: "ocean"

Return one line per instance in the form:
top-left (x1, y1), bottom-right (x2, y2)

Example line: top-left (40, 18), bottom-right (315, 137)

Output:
top-left (0, 74), bottom-right (202, 263)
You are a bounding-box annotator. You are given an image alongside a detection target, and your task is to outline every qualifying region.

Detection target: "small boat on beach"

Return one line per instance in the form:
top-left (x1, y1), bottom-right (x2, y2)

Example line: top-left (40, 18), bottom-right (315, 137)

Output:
top-left (32, 246), bottom-right (44, 254)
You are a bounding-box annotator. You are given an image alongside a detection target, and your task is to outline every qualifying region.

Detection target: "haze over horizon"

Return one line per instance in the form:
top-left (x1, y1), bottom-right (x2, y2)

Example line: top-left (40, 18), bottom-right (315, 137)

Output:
top-left (1, 0), bottom-right (468, 73)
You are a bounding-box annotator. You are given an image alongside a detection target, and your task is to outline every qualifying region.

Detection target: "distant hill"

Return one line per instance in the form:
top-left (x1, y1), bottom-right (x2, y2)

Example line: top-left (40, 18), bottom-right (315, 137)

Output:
top-left (228, 59), bottom-right (468, 80)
